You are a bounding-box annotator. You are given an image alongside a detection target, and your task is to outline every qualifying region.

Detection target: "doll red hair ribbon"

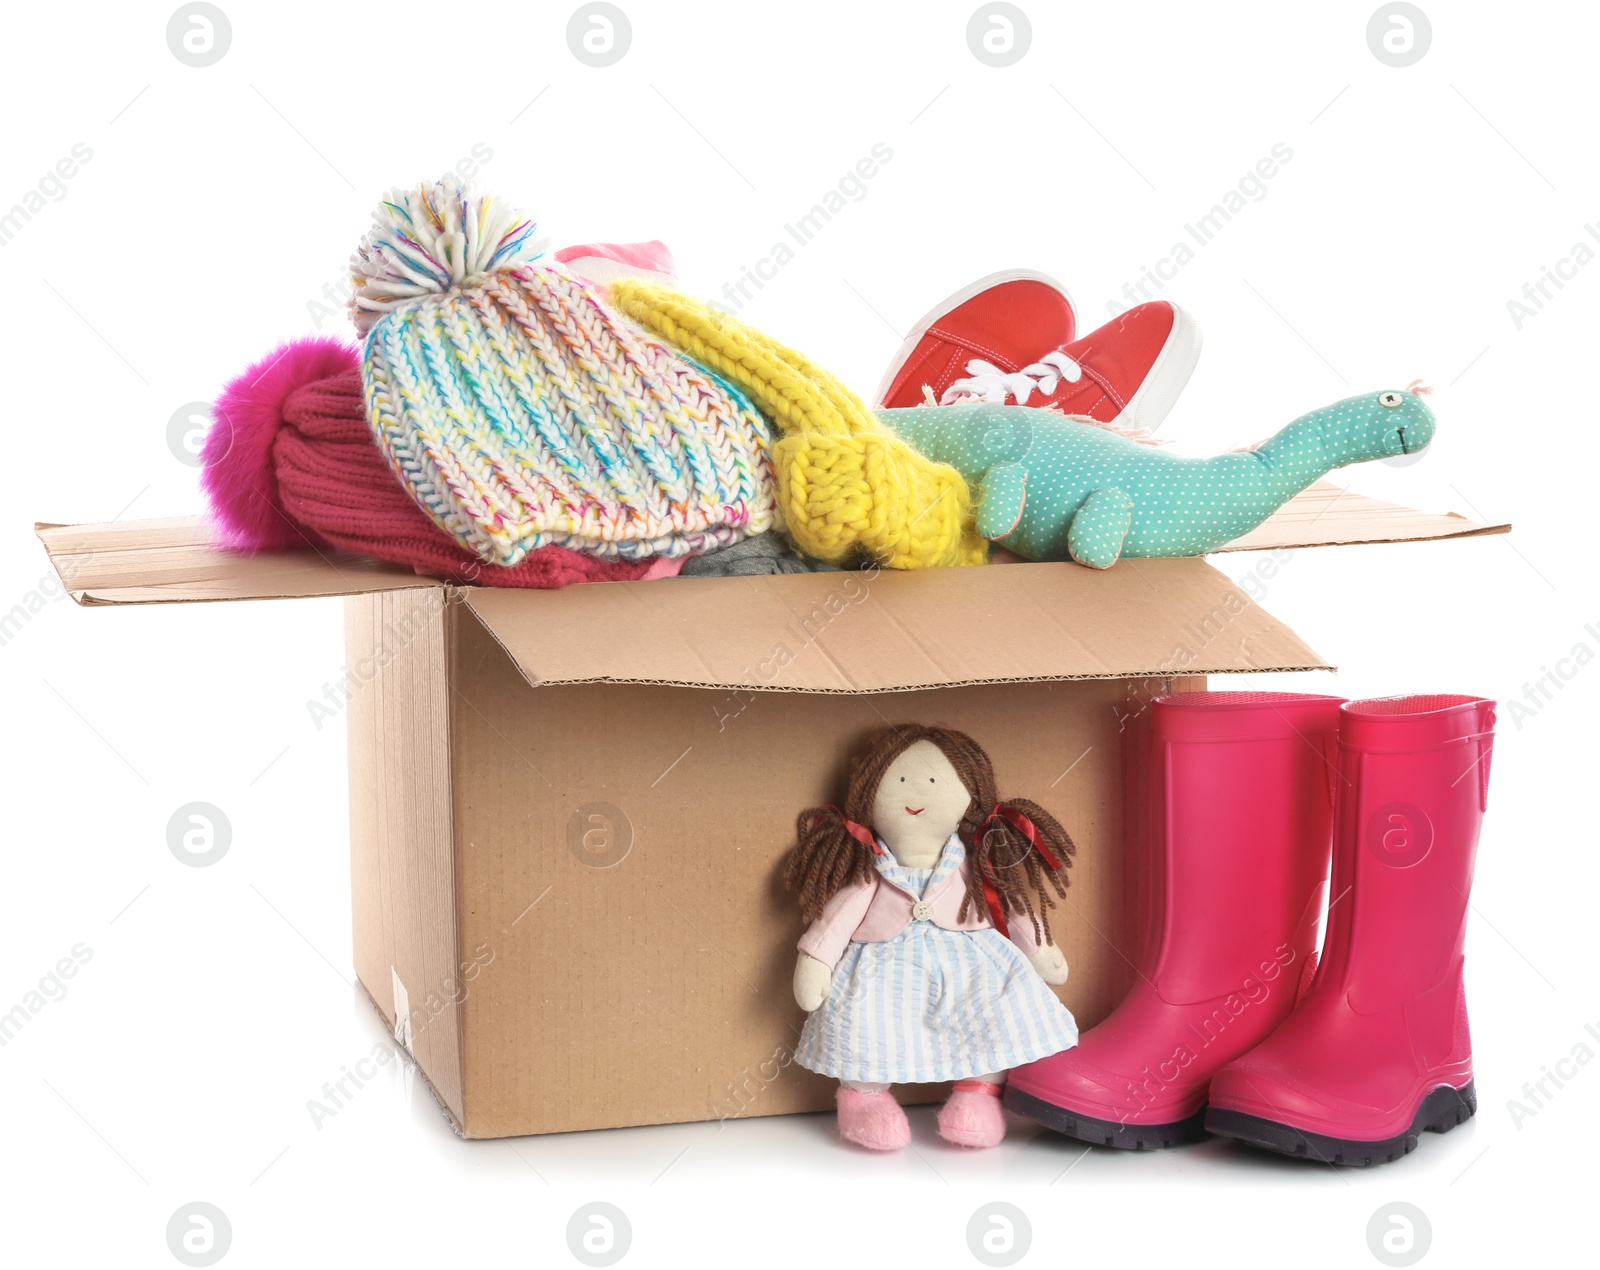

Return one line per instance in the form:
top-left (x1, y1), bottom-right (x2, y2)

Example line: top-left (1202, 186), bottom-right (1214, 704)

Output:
top-left (973, 804), bottom-right (1064, 871)
top-left (828, 806), bottom-right (885, 856)
top-left (973, 804), bottom-right (1061, 937)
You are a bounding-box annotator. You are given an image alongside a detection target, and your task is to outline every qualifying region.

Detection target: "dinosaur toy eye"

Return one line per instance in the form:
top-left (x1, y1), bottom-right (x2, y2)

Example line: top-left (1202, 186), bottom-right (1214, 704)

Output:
top-left (1378, 391), bottom-right (1404, 408)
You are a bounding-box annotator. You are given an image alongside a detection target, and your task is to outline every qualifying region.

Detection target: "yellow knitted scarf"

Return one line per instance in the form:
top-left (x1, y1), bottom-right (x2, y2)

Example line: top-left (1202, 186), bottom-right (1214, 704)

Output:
top-left (607, 280), bottom-right (988, 569)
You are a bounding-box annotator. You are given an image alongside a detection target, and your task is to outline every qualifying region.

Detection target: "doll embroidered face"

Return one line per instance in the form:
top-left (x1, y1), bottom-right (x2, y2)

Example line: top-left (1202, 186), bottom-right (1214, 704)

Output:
top-left (785, 724), bottom-right (1077, 943)
top-left (871, 739), bottom-right (973, 868)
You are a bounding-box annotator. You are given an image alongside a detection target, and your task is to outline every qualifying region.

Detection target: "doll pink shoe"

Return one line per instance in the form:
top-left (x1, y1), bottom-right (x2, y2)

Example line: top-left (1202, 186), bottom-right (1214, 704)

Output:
top-left (1205, 695), bottom-right (1495, 1165)
top-left (938, 1080), bottom-right (1007, 1148)
top-left (1005, 692), bottom-right (1343, 1149)
top-left (836, 1087), bottom-right (911, 1151)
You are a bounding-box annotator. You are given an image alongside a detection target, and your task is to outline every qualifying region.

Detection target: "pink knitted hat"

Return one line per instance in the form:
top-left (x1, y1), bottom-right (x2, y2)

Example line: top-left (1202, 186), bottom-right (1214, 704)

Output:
top-left (201, 337), bottom-right (661, 587)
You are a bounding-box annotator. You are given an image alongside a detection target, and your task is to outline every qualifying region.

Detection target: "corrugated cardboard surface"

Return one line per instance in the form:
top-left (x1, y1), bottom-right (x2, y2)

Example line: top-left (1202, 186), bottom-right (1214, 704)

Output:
top-left (1216, 480), bottom-right (1508, 551)
top-left (40, 485), bottom-right (1507, 1139)
top-left (35, 517), bottom-right (427, 604)
top-left (346, 589), bottom-right (465, 1128)
top-left (437, 602), bottom-right (1194, 1137)
top-left (461, 555), bottom-right (1328, 691)
top-left (34, 480), bottom-right (1507, 607)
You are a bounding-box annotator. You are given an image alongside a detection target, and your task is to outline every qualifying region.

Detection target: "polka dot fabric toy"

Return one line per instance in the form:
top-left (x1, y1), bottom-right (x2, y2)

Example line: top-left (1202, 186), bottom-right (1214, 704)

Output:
top-left (878, 387), bottom-right (1436, 568)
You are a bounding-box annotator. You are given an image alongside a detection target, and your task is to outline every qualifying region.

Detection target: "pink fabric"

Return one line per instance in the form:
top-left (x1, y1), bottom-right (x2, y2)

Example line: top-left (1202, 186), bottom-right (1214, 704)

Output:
top-left (204, 335), bottom-right (356, 552)
top-left (554, 239), bottom-right (677, 285)
top-left (937, 1084), bottom-right (1007, 1148)
top-left (798, 861), bottom-right (1042, 967)
top-left (835, 1086), bottom-right (910, 1152)
top-left (639, 555), bottom-right (687, 580)
top-left (204, 338), bottom-right (660, 588)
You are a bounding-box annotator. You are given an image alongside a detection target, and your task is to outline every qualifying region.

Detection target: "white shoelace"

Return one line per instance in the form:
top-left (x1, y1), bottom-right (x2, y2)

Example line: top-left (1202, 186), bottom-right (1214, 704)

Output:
top-left (940, 349), bottom-right (1083, 405)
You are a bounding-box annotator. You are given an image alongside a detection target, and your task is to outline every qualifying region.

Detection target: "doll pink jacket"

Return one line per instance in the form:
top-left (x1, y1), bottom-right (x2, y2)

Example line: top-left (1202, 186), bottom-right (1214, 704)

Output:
top-left (797, 859), bottom-right (1045, 969)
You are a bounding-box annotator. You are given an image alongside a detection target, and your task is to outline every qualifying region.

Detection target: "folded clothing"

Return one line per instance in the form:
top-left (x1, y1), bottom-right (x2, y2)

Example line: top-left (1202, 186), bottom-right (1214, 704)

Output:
top-left (202, 337), bottom-right (658, 588)
top-left (679, 533), bottom-right (840, 577)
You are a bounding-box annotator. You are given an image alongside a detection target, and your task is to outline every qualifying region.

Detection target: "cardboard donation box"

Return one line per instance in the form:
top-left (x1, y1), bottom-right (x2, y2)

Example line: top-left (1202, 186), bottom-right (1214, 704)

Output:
top-left (37, 483), bottom-right (1507, 1139)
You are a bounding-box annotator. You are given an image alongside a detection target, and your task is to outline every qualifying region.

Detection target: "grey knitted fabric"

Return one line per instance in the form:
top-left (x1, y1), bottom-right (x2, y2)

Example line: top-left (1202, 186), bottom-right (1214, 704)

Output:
top-left (679, 533), bottom-right (840, 578)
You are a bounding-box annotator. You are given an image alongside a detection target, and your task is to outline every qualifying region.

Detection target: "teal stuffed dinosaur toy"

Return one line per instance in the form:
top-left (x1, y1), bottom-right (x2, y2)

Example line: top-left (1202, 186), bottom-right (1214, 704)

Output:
top-left (878, 387), bottom-right (1436, 568)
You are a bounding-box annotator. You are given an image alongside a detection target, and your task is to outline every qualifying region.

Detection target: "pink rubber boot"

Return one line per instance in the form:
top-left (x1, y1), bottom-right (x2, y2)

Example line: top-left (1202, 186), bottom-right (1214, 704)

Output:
top-left (835, 1086), bottom-right (911, 1151)
top-left (937, 1080), bottom-right (1007, 1148)
top-left (1206, 695), bottom-right (1495, 1165)
top-left (1006, 692), bottom-right (1344, 1148)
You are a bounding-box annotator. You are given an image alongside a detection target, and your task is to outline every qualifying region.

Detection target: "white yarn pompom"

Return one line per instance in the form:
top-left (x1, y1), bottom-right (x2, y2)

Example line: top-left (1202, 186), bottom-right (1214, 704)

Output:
top-left (348, 177), bottom-right (550, 334)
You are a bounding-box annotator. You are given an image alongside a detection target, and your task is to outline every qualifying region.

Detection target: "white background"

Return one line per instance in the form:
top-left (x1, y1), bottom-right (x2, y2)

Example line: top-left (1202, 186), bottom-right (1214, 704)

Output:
top-left (1, 1), bottom-right (1595, 1266)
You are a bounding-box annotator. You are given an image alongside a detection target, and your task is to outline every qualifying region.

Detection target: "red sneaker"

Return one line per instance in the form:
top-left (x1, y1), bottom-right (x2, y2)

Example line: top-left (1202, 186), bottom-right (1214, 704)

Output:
top-left (882, 289), bottom-right (1202, 434)
top-left (875, 270), bottom-right (1077, 409)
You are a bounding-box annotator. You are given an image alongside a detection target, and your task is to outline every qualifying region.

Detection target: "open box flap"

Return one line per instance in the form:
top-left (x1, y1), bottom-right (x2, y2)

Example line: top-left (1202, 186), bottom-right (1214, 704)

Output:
top-left (36, 482), bottom-right (1507, 609)
top-left (1215, 480), bottom-right (1509, 552)
top-left (35, 517), bottom-right (434, 605)
top-left (461, 555), bottom-right (1328, 692)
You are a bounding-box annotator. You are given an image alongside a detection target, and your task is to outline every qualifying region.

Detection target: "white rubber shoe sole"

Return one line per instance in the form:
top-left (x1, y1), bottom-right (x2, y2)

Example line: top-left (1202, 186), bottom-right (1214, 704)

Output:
top-left (1113, 301), bottom-right (1203, 434)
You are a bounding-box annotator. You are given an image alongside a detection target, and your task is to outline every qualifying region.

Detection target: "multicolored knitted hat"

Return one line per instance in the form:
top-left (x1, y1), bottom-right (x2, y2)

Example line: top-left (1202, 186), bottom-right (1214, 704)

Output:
top-left (349, 177), bottom-right (779, 565)
top-left (201, 336), bottom-right (662, 589)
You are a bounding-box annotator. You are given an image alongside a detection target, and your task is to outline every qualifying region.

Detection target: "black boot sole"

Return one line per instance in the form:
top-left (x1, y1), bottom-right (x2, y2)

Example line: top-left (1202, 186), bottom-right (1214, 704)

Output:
top-left (1204, 1080), bottom-right (1477, 1166)
top-left (1004, 1085), bottom-right (1209, 1150)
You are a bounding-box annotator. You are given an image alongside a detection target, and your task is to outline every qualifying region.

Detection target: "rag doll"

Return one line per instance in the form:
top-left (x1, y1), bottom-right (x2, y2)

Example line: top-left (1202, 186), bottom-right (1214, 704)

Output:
top-left (785, 725), bottom-right (1080, 1151)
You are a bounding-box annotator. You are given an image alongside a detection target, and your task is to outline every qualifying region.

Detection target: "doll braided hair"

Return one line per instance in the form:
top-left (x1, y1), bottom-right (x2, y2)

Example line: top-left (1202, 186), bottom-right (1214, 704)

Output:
top-left (784, 724), bottom-right (1075, 945)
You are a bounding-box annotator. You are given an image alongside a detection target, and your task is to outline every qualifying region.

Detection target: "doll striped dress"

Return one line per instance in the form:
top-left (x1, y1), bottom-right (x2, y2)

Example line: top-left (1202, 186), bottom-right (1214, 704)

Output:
top-left (794, 836), bottom-right (1079, 1084)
